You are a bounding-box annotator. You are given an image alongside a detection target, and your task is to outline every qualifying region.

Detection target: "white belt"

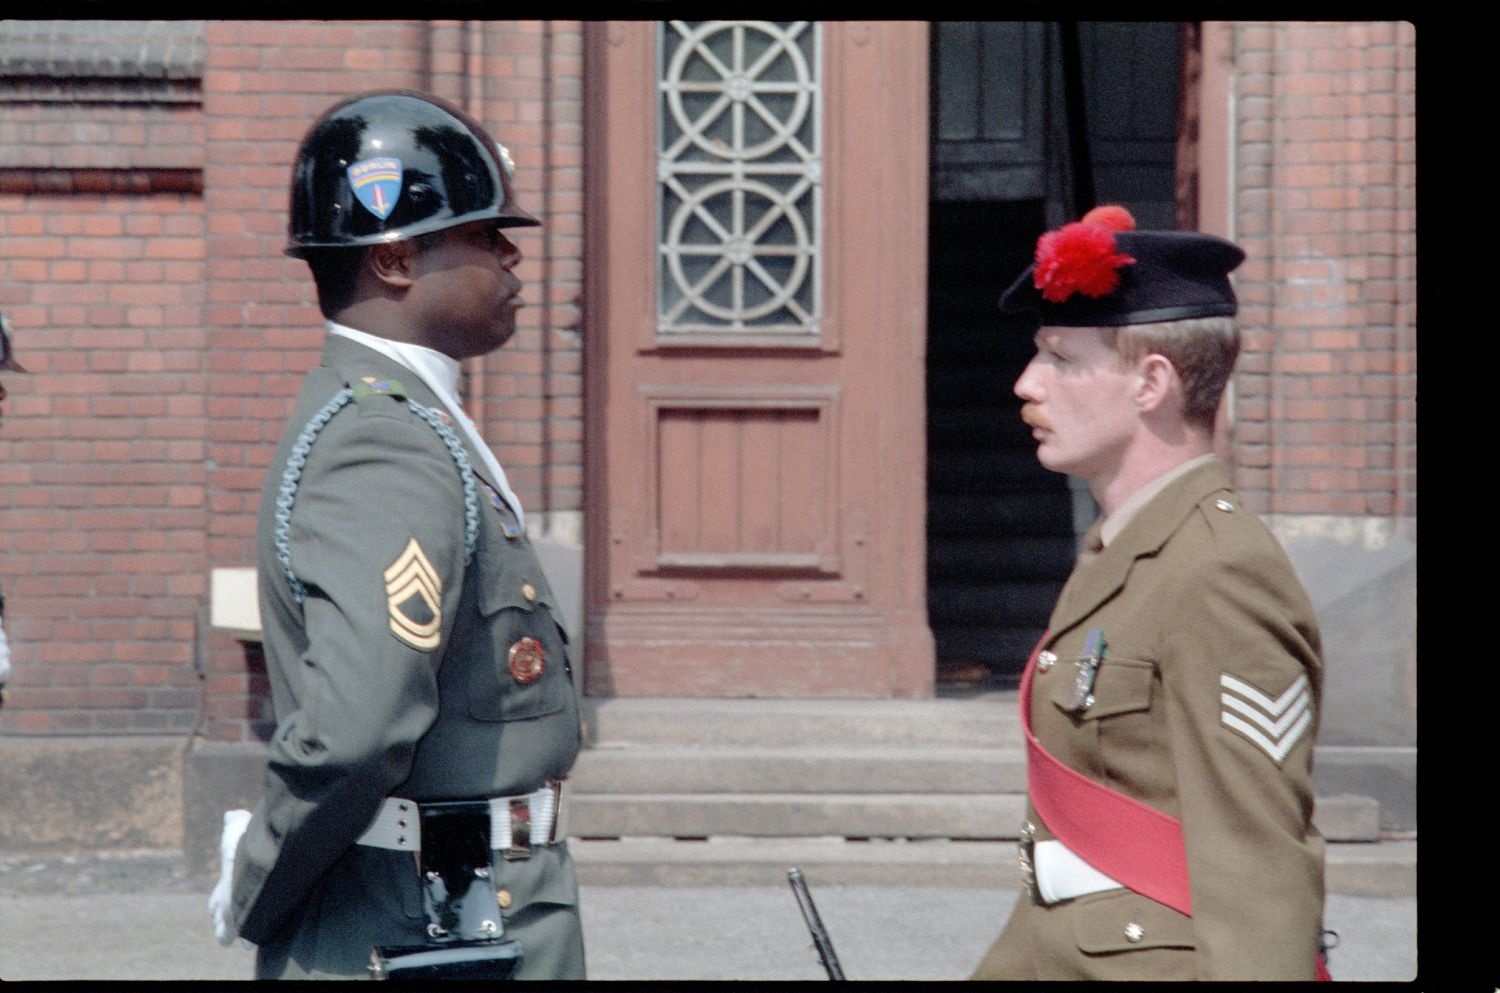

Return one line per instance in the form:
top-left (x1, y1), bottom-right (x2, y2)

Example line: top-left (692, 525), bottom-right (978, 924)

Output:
top-left (1033, 838), bottom-right (1127, 904)
top-left (355, 781), bottom-right (563, 853)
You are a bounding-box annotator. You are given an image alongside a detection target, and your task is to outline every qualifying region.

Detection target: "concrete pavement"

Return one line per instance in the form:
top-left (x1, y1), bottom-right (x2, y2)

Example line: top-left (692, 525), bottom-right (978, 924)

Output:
top-left (0, 851), bottom-right (1416, 982)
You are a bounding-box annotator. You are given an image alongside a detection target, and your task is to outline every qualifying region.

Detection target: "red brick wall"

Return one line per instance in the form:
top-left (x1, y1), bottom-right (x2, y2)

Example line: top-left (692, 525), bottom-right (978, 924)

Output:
top-left (0, 188), bottom-right (209, 733)
top-left (1, 20), bottom-right (587, 739)
top-left (1228, 21), bottom-right (1417, 520)
top-left (0, 19), bottom-right (1412, 738)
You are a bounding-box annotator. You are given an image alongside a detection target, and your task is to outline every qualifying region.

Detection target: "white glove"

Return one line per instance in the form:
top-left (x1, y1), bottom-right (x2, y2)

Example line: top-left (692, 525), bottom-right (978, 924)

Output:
top-left (208, 809), bottom-right (252, 947)
top-left (0, 614), bottom-right (13, 687)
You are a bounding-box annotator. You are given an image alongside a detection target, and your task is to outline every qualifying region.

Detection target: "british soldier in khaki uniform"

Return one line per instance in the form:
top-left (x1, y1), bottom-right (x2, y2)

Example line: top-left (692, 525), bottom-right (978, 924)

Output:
top-left (206, 91), bottom-right (585, 980)
top-left (970, 207), bottom-right (1327, 981)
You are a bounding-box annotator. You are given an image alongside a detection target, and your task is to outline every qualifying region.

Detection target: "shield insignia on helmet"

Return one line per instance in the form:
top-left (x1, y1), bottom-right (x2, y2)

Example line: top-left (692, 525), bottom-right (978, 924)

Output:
top-left (348, 157), bottom-right (403, 220)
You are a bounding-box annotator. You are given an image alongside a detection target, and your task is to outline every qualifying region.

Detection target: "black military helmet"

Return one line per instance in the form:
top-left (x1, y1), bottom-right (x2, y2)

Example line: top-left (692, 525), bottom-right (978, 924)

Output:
top-left (285, 89), bottom-right (539, 258)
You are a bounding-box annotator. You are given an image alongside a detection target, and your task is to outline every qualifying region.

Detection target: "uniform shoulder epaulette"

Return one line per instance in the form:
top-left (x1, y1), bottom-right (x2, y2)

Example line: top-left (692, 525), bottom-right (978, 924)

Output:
top-left (1196, 489), bottom-right (1281, 558)
top-left (350, 375), bottom-right (408, 402)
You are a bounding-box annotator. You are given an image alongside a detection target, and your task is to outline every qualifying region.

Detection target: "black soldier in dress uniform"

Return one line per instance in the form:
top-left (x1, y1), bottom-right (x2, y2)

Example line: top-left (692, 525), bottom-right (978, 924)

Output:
top-left (206, 90), bottom-right (586, 980)
top-left (969, 206), bottom-right (1327, 981)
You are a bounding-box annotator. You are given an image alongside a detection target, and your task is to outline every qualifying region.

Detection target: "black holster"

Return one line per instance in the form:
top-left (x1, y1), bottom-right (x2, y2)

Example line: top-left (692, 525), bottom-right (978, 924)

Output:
top-left (368, 801), bottom-right (523, 980)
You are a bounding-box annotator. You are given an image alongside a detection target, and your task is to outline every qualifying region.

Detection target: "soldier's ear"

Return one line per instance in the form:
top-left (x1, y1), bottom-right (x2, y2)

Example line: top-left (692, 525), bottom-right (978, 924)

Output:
top-left (367, 240), bottom-right (417, 290)
top-left (1134, 353), bottom-right (1180, 416)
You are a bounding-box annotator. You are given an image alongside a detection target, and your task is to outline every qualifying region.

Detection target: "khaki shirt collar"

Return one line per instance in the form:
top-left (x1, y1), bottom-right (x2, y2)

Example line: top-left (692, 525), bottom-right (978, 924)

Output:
top-left (1099, 453), bottom-right (1219, 549)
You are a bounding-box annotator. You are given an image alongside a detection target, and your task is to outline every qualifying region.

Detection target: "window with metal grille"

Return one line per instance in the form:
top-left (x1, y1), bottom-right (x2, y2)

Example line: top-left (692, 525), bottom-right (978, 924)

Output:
top-left (656, 21), bottom-right (821, 338)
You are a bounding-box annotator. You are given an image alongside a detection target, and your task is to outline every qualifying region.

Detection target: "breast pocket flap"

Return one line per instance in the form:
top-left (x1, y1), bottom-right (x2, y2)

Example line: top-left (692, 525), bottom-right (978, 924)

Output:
top-left (1049, 656), bottom-right (1156, 721)
top-left (1072, 890), bottom-right (1195, 954)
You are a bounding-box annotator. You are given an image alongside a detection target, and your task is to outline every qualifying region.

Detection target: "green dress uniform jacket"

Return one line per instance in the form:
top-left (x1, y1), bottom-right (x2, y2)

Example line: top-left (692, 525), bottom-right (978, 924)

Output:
top-left (971, 459), bottom-right (1324, 981)
top-left (230, 335), bottom-right (585, 979)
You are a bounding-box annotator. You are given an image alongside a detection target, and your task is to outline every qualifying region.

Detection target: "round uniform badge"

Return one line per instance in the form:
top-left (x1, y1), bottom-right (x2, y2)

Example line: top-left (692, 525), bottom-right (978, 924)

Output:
top-left (507, 637), bottom-right (545, 685)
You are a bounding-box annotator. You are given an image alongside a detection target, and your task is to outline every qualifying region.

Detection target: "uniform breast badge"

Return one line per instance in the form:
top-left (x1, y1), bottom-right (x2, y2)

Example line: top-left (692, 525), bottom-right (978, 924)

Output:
top-left (353, 375), bottom-right (406, 400)
top-left (1017, 820), bottom-right (1040, 904)
top-left (481, 482), bottom-right (525, 539)
top-left (507, 637), bottom-right (545, 685)
top-left (1062, 628), bottom-right (1106, 713)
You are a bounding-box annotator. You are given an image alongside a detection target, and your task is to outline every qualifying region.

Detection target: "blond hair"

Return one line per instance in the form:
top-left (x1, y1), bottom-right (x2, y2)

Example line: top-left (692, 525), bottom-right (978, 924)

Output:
top-left (1099, 316), bottom-right (1239, 430)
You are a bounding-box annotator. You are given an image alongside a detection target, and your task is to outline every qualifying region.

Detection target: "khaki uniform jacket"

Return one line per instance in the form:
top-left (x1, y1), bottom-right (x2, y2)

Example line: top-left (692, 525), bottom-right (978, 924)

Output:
top-left (974, 459), bottom-right (1324, 981)
top-left (230, 335), bottom-right (584, 979)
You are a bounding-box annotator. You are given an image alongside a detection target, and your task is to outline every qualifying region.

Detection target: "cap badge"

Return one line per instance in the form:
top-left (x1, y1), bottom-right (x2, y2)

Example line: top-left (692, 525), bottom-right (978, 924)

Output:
top-left (348, 157), bottom-right (403, 220)
top-left (496, 144), bottom-right (516, 180)
top-left (507, 636), bottom-right (545, 685)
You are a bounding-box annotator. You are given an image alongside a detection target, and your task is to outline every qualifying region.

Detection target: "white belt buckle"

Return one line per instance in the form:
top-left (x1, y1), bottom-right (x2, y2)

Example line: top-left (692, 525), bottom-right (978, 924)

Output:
top-left (489, 781), bottom-right (561, 856)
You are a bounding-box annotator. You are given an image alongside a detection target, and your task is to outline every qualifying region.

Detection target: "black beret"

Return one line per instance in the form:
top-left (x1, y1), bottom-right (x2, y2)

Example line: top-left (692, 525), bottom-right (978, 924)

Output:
top-left (999, 221), bottom-right (1246, 328)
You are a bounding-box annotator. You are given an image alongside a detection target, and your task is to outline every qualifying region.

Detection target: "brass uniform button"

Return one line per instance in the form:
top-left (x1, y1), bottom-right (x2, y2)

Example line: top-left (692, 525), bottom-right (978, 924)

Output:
top-left (1038, 650), bottom-right (1056, 673)
top-left (1124, 922), bottom-right (1144, 943)
top-left (522, 583), bottom-right (537, 603)
top-left (1215, 499), bottom-right (1235, 513)
top-left (497, 888), bottom-right (513, 910)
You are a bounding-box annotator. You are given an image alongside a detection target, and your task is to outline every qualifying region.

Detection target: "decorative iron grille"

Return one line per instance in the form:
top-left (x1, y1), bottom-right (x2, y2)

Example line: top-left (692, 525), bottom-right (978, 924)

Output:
top-left (657, 21), bottom-right (821, 337)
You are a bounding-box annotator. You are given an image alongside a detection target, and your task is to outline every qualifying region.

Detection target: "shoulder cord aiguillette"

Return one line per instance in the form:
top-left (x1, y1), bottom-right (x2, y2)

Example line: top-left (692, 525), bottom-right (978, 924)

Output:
top-left (274, 388), bottom-right (480, 605)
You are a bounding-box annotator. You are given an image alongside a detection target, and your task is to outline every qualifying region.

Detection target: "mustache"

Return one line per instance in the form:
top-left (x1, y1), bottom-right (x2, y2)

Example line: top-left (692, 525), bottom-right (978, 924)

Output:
top-left (1019, 405), bottom-right (1048, 431)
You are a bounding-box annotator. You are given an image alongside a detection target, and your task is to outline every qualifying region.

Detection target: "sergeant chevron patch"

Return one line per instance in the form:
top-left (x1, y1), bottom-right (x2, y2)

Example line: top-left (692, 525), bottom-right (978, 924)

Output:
top-left (384, 538), bottom-right (443, 650)
top-left (1219, 673), bottom-right (1312, 765)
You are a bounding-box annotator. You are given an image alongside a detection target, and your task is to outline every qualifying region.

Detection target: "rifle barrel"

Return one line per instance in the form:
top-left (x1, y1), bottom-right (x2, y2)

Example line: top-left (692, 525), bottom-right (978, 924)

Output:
top-left (787, 867), bottom-right (846, 981)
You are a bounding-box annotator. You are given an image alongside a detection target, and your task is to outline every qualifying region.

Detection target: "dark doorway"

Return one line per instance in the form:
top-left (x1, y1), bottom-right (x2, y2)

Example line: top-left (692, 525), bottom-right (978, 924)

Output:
top-left (926, 199), bottom-right (1072, 686)
top-left (926, 22), bottom-right (1183, 687)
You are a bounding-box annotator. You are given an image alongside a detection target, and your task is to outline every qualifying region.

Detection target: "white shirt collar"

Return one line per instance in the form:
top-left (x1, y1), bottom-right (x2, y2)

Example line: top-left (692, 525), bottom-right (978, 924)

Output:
top-left (325, 321), bottom-right (525, 528)
top-left (326, 321), bottom-right (462, 407)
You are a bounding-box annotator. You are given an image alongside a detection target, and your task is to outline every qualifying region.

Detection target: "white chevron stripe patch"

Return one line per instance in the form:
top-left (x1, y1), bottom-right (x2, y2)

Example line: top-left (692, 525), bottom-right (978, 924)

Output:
top-left (1219, 673), bottom-right (1312, 765)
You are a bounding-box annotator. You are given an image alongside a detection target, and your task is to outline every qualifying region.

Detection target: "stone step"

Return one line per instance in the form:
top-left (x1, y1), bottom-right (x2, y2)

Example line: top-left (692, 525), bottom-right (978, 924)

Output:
top-left (570, 745), bottom-right (1028, 795)
top-left (571, 793), bottom-right (1022, 841)
top-left (568, 792), bottom-right (1380, 843)
top-left (581, 695), bottom-right (1023, 749)
top-left (577, 695), bottom-right (1414, 835)
top-left (567, 836), bottom-right (1416, 898)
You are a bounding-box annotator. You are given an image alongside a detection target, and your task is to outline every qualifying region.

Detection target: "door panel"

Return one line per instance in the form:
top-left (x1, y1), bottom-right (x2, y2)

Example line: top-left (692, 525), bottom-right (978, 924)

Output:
top-left (583, 21), bottom-right (933, 698)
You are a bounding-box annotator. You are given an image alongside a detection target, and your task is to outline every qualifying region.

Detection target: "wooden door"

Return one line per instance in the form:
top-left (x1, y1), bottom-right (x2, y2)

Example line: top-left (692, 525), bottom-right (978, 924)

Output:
top-left (582, 21), bottom-right (933, 698)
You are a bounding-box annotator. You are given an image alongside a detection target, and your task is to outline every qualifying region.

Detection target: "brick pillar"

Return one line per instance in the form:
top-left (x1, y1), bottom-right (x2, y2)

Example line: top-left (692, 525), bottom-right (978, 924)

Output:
top-left (1229, 21), bottom-right (1416, 522)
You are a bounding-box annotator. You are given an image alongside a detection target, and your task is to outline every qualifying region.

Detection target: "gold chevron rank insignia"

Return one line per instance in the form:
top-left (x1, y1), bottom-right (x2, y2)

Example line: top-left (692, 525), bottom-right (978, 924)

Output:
top-left (384, 538), bottom-right (443, 650)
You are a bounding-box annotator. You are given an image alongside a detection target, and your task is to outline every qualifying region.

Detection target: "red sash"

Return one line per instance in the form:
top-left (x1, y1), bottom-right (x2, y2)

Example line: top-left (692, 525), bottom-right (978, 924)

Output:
top-left (1019, 634), bottom-right (1331, 982)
